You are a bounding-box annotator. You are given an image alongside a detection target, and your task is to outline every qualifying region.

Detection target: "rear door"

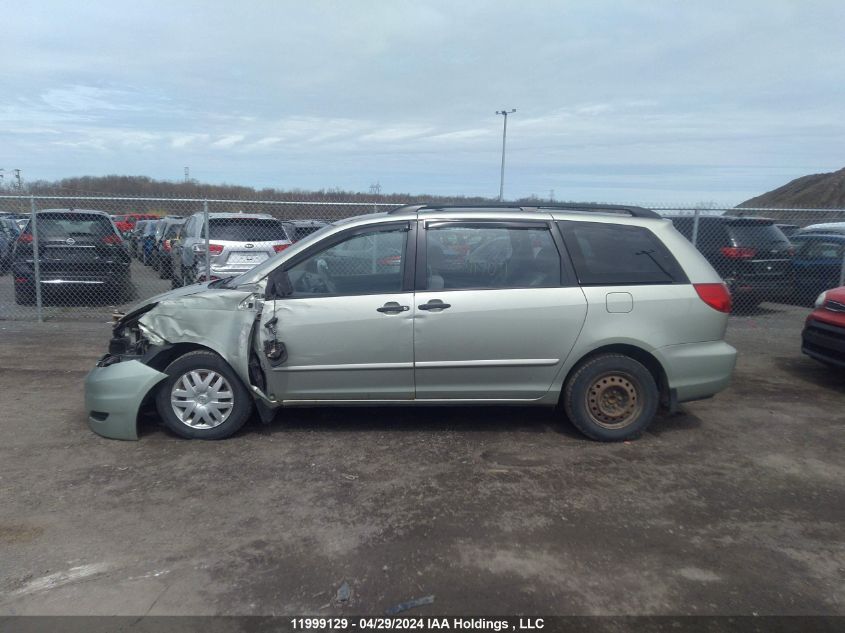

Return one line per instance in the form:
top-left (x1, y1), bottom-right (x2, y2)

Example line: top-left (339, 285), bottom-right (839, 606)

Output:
top-left (413, 220), bottom-right (588, 400)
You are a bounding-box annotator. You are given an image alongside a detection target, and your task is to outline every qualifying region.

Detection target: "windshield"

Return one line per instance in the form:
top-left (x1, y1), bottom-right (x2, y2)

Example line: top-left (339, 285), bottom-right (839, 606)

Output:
top-left (208, 217), bottom-right (288, 241)
top-left (224, 221), bottom-right (337, 287)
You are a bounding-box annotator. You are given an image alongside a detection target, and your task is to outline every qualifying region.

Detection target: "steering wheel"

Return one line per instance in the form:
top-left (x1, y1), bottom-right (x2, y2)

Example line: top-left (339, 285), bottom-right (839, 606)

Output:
top-left (294, 271), bottom-right (337, 294)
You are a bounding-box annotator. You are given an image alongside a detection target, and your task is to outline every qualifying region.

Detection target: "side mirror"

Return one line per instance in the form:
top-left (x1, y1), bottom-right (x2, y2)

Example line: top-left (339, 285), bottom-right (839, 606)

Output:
top-left (265, 268), bottom-right (294, 299)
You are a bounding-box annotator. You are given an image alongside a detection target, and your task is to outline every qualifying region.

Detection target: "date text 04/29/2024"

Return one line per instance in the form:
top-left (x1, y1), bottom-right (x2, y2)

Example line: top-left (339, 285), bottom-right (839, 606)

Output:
top-left (289, 618), bottom-right (545, 631)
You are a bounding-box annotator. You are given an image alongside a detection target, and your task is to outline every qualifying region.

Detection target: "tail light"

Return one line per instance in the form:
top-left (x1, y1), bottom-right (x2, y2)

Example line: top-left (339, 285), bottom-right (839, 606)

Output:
top-left (208, 243), bottom-right (224, 254)
top-left (18, 233), bottom-right (33, 243)
top-left (101, 234), bottom-right (122, 245)
top-left (377, 255), bottom-right (402, 267)
top-left (273, 243), bottom-right (290, 253)
top-left (720, 246), bottom-right (756, 259)
top-left (694, 283), bottom-right (732, 313)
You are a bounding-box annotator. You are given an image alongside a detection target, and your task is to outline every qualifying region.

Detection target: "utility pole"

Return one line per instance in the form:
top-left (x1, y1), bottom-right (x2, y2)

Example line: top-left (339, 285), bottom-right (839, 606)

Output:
top-left (495, 109), bottom-right (516, 201)
top-left (13, 169), bottom-right (22, 191)
top-left (369, 182), bottom-right (382, 213)
top-left (184, 166), bottom-right (190, 183)
top-left (549, 189), bottom-right (555, 203)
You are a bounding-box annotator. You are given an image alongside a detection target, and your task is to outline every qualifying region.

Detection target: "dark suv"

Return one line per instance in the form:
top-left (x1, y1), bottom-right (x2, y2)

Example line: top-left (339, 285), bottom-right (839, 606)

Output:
top-left (668, 215), bottom-right (792, 307)
top-left (11, 209), bottom-right (131, 305)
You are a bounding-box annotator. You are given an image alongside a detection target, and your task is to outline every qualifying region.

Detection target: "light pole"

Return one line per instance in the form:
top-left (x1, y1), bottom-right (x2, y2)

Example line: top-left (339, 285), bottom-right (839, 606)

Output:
top-left (495, 109), bottom-right (516, 201)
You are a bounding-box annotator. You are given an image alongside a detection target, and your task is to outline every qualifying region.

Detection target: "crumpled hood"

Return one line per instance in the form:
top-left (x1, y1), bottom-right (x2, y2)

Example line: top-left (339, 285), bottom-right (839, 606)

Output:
top-left (125, 282), bottom-right (211, 314)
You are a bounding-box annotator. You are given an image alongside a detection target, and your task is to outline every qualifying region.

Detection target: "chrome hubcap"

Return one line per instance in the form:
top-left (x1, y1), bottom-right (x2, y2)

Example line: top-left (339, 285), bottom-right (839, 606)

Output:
top-left (170, 369), bottom-right (234, 429)
top-left (586, 372), bottom-right (642, 429)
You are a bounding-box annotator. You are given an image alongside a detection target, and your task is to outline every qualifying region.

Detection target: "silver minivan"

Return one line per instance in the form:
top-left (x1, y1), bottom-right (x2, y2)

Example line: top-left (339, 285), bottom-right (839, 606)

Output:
top-left (85, 204), bottom-right (737, 442)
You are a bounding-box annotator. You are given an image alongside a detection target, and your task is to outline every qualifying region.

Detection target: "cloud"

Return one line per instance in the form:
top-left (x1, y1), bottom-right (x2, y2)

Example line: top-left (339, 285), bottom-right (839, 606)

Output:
top-left (210, 134), bottom-right (245, 148)
top-left (0, 1), bottom-right (843, 203)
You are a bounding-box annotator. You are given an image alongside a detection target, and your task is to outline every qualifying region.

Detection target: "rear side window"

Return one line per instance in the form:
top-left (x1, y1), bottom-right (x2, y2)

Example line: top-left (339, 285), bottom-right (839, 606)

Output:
top-left (558, 221), bottom-right (686, 285)
top-left (796, 239), bottom-right (843, 259)
top-left (208, 218), bottom-right (288, 241)
top-left (424, 224), bottom-right (561, 290)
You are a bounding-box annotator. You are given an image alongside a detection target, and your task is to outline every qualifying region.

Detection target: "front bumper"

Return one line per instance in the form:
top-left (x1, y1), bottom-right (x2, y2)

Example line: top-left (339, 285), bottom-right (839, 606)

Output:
top-left (659, 340), bottom-right (737, 403)
top-left (84, 360), bottom-right (168, 440)
top-left (802, 319), bottom-right (845, 367)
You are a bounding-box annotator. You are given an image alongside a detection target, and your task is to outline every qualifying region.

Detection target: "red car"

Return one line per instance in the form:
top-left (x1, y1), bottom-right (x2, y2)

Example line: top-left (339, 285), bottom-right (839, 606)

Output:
top-left (112, 213), bottom-right (159, 235)
top-left (802, 286), bottom-right (845, 367)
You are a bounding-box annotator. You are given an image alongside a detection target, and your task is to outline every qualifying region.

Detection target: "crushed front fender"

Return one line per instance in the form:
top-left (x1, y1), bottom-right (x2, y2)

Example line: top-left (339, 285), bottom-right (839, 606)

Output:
top-left (84, 360), bottom-right (168, 440)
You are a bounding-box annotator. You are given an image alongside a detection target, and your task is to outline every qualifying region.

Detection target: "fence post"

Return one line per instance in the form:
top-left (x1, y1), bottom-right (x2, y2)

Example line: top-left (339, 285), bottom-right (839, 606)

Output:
top-left (203, 200), bottom-right (210, 283)
top-left (30, 196), bottom-right (43, 322)
top-left (691, 208), bottom-right (701, 247)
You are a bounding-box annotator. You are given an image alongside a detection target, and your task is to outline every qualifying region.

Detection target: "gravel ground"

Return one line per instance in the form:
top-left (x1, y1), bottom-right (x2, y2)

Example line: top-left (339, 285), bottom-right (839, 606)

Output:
top-left (0, 302), bottom-right (842, 616)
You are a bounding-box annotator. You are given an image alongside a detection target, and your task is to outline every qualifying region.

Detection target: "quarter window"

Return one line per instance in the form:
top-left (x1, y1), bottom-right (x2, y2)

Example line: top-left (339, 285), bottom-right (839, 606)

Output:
top-left (424, 225), bottom-right (561, 290)
top-left (559, 221), bottom-right (686, 285)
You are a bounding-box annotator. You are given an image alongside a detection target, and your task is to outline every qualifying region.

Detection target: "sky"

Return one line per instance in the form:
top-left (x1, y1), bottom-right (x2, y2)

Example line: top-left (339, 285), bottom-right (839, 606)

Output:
top-left (1, 0), bottom-right (844, 205)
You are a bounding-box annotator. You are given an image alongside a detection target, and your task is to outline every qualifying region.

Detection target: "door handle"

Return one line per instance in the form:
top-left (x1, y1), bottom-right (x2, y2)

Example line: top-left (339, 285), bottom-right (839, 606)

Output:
top-left (418, 300), bottom-right (451, 311)
top-left (377, 302), bottom-right (410, 314)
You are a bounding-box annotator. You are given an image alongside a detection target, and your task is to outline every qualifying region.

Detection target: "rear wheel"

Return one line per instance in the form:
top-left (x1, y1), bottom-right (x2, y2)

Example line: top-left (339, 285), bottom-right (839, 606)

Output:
top-left (155, 350), bottom-right (253, 439)
top-left (564, 353), bottom-right (659, 441)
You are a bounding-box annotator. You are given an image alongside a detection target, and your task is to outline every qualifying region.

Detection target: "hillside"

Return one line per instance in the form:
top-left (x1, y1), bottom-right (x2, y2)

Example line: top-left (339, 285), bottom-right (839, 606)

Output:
top-left (739, 166), bottom-right (845, 209)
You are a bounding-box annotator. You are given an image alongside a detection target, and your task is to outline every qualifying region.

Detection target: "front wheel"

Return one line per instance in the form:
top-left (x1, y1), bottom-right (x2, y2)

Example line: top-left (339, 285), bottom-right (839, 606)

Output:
top-left (563, 354), bottom-right (659, 441)
top-left (155, 350), bottom-right (254, 439)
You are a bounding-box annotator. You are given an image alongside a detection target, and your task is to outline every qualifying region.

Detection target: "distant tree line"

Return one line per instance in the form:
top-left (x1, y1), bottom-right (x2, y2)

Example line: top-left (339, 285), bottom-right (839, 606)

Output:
top-left (0, 174), bottom-right (580, 219)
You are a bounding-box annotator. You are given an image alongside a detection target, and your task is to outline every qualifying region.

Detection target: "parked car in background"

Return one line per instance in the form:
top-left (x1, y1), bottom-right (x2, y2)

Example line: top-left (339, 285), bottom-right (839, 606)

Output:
top-left (0, 213), bottom-right (30, 232)
top-left (128, 220), bottom-right (152, 257)
top-left (139, 220), bottom-right (159, 264)
top-left (802, 286), bottom-right (845, 368)
top-left (85, 203), bottom-right (736, 443)
top-left (112, 213), bottom-right (159, 236)
top-left (11, 209), bottom-right (131, 305)
top-left (798, 222), bottom-right (845, 236)
top-left (156, 219), bottom-right (185, 280)
top-left (174, 212), bottom-right (291, 285)
top-left (0, 218), bottom-right (20, 272)
top-left (280, 219), bottom-right (328, 242)
top-left (789, 233), bottom-right (845, 304)
top-left (149, 217), bottom-right (184, 274)
top-left (668, 215), bottom-right (793, 308)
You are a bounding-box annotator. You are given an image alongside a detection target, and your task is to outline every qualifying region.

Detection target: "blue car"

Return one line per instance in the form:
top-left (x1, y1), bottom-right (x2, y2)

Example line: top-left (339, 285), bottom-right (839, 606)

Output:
top-left (141, 220), bottom-right (159, 265)
top-left (791, 233), bottom-right (845, 304)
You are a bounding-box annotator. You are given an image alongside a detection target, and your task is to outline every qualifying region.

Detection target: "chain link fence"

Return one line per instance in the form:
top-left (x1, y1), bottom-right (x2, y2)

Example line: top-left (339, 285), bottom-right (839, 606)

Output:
top-left (1, 195), bottom-right (844, 322)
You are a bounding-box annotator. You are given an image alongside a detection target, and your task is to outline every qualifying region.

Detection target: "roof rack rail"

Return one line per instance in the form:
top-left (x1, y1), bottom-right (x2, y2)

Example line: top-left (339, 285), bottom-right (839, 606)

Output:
top-left (387, 202), bottom-right (660, 219)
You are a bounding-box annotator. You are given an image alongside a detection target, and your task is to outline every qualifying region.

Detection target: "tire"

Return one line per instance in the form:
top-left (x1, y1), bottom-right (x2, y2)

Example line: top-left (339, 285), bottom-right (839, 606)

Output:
top-left (14, 283), bottom-right (35, 305)
top-left (563, 353), bottom-right (659, 442)
top-left (171, 272), bottom-right (182, 289)
top-left (155, 350), bottom-right (254, 439)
